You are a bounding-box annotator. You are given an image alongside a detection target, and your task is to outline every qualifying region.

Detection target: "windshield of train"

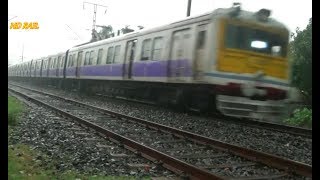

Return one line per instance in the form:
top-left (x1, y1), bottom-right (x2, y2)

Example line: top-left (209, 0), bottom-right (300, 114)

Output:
top-left (224, 24), bottom-right (288, 57)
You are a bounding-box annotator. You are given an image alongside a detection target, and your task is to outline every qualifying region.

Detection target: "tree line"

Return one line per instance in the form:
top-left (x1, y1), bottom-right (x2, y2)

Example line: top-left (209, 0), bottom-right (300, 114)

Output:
top-left (289, 18), bottom-right (312, 105)
top-left (90, 25), bottom-right (144, 42)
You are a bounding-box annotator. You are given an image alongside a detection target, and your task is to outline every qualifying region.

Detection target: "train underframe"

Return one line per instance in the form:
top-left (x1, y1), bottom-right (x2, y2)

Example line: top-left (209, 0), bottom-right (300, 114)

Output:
top-left (9, 77), bottom-right (218, 114)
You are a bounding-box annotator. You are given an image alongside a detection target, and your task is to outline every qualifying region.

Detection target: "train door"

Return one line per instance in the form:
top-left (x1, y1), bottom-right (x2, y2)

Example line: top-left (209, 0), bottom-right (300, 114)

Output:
top-left (124, 39), bottom-right (137, 79)
top-left (170, 29), bottom-right (192, 80)
top-left (194, 24), bottom-right (208, 80)
top-left (76, 51), bottom-right (83, 78)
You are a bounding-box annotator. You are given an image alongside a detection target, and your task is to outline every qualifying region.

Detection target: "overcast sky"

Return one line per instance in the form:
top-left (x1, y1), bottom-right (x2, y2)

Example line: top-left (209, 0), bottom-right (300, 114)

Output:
top-left (8, 0), bottom-right (312, 65)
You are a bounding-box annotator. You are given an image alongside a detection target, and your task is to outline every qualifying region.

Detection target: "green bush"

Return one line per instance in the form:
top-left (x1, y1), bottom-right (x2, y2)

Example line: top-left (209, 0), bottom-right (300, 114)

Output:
top-left (284, 107), bottom-right (312, 128)
top-left (8, 96), bottom-right (24, 126)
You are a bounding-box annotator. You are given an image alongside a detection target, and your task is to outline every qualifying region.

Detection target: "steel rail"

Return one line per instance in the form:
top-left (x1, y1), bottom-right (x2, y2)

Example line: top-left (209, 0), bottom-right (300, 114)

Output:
top-left (9, 87), bottom-right (225, 180)
top-left (8, 85), bottom-right (312, 178)
top-left (8, 84), bottom-right (313, 177)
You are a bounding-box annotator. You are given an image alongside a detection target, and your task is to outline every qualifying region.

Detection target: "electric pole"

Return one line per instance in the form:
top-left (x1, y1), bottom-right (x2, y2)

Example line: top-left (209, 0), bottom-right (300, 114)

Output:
top-left (83, 1), bottom-right (107, 31)
top-left (187, 0), bottom-right (192, 17)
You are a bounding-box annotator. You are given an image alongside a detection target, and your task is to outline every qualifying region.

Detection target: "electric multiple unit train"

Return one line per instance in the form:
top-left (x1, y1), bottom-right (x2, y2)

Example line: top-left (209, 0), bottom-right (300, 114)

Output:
top-left (9, 3), bottom-right (290, 120)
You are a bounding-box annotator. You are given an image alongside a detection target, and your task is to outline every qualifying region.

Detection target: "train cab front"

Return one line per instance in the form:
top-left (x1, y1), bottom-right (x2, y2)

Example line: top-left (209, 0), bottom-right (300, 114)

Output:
top-left (213, 5), bottom-right (290, 121)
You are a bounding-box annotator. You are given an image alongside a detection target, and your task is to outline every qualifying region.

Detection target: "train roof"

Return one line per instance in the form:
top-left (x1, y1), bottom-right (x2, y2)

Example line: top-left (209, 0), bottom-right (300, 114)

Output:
top-left (69, 6), bottom-right (288, 52)
top-left (10, 4), bottom-right (289, 66)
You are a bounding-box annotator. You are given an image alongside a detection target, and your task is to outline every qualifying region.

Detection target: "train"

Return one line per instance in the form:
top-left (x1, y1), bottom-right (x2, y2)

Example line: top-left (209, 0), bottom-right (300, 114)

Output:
top-left (9, 3), bottom-right (291, 121)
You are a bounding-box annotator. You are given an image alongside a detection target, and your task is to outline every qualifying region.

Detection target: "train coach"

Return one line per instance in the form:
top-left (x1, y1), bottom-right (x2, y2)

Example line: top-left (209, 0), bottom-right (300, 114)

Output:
top-left (9, 3), bottom-right (291, 120)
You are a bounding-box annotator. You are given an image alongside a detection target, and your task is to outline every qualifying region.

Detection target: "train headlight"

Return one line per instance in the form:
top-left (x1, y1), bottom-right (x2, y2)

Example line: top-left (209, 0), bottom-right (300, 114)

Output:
top-left (241, 83), bottom-right (255, 97)
top-left (241, 83), bottom-right (267, 97)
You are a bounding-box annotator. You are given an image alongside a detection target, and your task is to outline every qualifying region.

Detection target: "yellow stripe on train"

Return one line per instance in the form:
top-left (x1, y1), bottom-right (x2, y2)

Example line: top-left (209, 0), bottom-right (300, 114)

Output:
top-left (217, 48), bottom-right (288, 80)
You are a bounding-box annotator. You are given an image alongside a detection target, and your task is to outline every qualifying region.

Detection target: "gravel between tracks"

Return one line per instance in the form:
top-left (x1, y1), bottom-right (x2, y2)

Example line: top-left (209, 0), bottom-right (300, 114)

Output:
top-left (8, 92), bottom-right (174, 177)
top-left (10, 83), bottom-right (312, 165)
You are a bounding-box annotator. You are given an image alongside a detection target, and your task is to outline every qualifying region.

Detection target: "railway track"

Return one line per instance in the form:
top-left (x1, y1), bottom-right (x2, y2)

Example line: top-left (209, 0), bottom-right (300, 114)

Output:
top-left (9, 82), bottom-right (312, 138)
top-left (8, 85), bottom-right (312, 179)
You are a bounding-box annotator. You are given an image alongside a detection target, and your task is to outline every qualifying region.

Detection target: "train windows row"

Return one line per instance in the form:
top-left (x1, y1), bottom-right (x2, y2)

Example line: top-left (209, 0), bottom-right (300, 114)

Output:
top-left (10, 23), bottom-right (210, 76)
top-left (64, 35), bottom-right (164, 68)
top-left (141, 37), bottom-right (163, 61)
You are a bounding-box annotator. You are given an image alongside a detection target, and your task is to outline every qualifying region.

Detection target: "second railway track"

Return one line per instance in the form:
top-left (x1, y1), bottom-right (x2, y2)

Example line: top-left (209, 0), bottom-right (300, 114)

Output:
top-left (8, 85), bottom-right (312, 179)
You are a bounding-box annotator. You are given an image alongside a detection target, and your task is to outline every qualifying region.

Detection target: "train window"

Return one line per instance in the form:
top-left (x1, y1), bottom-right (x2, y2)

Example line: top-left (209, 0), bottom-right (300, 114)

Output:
top-left (113, 46), bottom-right (121, 63)
top-left (68, 55), bottom-right (72, 67)
top-left (70, 55), bottom-right (74, 67)
top-left (48, 58), bottom-right (51, 69)
top-left (53, 58), bottom-right (57, 68)
top-left (141, 39), bottom-right (151, 60)
top-left (84, 52), bottom-right (90, 65)
top-left (171, 29), bottom-right (192, 60)
top-left (225, 24), bottom-right (288, 57)
top-left (60, 57), bottom-right (63, 68)
top-left (271, 46), bottom-right (281, 56)
top-left (73, 54), bottom-right (75, 67)
top-left (73, 54), bottom-right (76, 67)
top-left (71, 55), bottom-right (74, 67)
top-left (89, 51), bottom-right (94, 65)
top-left (106, 47), bottom-right (114, 64)
top-left (54, 59), bottom-right (57, 68)
top-left (57, 56), bottom-right (61, 68)
top-left (97, 49), bottom-right (103, 65)
top-left (152, 37), bottom-right (163, 60)
top-left (74, 54), bottom-right (77, 66)
top-left (197, 31), bottom-right (206, 49)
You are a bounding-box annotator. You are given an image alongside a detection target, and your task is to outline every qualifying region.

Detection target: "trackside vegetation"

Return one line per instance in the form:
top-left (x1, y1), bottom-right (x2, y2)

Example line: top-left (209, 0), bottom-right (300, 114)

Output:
top-left (284, 108), bottom-right (312, 128)
top-left (284, 18), bottom-right (312, 128)
top-left (8, 96), bottom-right (24, 126)
top-left (9, 144), bottom-right (151, 179)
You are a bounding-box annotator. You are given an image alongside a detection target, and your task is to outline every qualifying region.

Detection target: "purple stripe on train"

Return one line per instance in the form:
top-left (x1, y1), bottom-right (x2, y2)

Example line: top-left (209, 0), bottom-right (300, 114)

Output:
top-left (35, 70), bottom-right (41, 77)
top-left (48, 69), bottom-right (57, 77)
top-left (59, 69), bottom-right (64, 77)
top-left (79, 64), bottom-right (123, 76)
top-left (132, 59), bottom-right (192, 77)
top-left (65, 59), bottom-right (193, 77)
top-left (65, 67), bottom-right (77, 76)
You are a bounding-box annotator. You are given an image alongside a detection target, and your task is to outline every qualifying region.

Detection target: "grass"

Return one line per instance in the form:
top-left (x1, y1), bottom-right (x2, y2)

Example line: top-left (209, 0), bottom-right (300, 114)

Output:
top-left (283, 107), bottom-right (312, 128)
top-left (8, 96), bottom-right (24, 126)
top-left (9, 144), bottom-right (151, 179)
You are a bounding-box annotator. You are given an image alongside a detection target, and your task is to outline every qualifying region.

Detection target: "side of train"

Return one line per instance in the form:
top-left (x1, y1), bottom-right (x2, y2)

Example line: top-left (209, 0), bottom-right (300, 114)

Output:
top-left (9, 4), bottom-right (291, 120)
